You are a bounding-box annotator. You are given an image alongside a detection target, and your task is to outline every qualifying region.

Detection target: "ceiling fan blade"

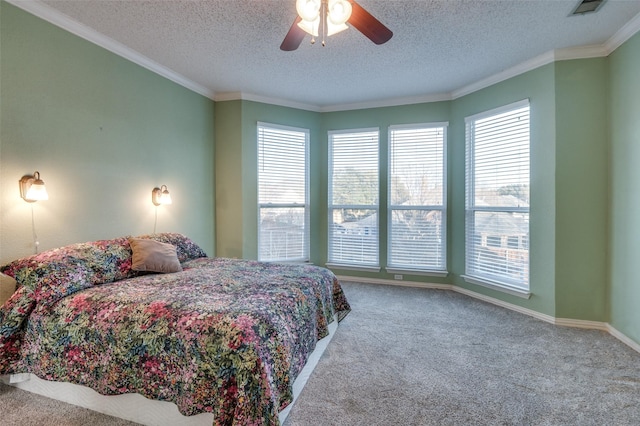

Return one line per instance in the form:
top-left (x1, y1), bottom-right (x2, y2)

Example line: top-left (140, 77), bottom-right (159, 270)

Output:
top-left (348, 1), bottom-right (393, 45)
top-left (281, 16), bottom-right (306, 51)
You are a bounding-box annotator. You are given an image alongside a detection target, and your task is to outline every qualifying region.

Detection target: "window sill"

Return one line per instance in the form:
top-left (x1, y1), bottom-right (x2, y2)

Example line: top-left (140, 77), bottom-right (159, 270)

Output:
top-left (264, 259), bottom-right (310, 264)
top-left (461, 275), bottom-right (531, 299)
top-left (325, 263), bottom-right (381, 273)
top-left (385, 267), bottom-right (448, 278)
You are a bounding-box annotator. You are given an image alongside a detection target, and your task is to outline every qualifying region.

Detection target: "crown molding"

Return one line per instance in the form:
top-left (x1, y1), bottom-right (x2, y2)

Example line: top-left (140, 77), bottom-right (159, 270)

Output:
top-left (451, 51), bottom-right (556, 99)
top-left (7, 0), bottom-right (640, 111)
top-left (554, 44), bottom-right (609, 60)
top-left (6, 0), bottom-right (215, 100)
top-left (231, 20), bottom-right (638, 110)
top-left (213, 92), bottom-right (246, 103)
top-left (214, 92), bottom-right (321, 112)
top-left (450, 38), bottom-right (622, 100)
top-left (214, 91), bottom-right (452, 113)
top-left (319, 92), bottom-right (453, 113)
top-left (605, 10), bottom-right (640, 54)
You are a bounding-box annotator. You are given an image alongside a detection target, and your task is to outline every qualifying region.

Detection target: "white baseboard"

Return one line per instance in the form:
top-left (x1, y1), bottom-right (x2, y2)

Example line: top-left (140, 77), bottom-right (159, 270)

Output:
top-left (336, 275), bottom-right (452, 291)
top-left (606, 324), bottom-right (640, 353)
top-left (339, 276), bottom-right (640, 354)
top-left (554, 317), bottom-right (609, 331)
top-left (452, 285), bottom-right (556, 324)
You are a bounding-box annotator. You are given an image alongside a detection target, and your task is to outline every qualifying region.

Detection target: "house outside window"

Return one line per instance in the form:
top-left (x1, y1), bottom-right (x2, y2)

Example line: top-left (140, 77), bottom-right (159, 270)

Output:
top-left (328, 129), bottom-right (379, 269)
top-left (464, 100), bottom-right (530, 292)
top-left (257, 122), bottom-right (309, 262)
top-left (387, 123), bottom-right (447, 273)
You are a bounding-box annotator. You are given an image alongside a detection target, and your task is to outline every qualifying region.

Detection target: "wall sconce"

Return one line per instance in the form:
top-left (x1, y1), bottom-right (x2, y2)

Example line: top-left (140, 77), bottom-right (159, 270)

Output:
top-left (152, 185), bottom-right (172, 206)
top-left (19, 171), bottom-right (49, 202)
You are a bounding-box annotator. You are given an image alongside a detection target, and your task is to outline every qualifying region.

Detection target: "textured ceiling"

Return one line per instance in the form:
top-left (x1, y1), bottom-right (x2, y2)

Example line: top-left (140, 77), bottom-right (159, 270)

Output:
top-left (20, 0), bottom-right (640, 110)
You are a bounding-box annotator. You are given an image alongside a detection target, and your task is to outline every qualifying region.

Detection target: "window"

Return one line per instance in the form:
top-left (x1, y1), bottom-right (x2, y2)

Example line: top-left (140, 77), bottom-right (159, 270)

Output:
top-left (258, 123), bottom-right (309, 262)
top-left (388, 123), bottom-right (447, 272)
top-left (465, 100), bottom-right (530, 292)
top-left (328, 129), bottom-right (379, 268)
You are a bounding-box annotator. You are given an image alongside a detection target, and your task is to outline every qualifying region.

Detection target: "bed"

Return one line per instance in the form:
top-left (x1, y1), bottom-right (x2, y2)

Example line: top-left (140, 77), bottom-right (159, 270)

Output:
top-left (0, 233), bottom-right (350, 425)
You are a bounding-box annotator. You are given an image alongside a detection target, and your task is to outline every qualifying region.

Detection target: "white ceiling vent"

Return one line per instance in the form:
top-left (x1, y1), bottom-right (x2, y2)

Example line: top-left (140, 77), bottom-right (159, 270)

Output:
top-left (571, 0), bottom-right (605, 15)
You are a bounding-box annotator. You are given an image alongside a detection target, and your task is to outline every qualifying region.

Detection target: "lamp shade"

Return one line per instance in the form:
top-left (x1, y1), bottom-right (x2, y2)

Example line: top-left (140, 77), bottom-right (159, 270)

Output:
top-left (25, 180), bottom-right (49, 201)
top-left (152, 185), bottom-right (172, 206)
top-left (296, 0), bottom-right (321, 21)
top-left (326, 20), bottom-right (348, 36)
top-left (297, 17), bottom-right (320, 36)
top-left (19, 171), bottom-right (49, 202)
top-left (159, 187), bottom-right (172, 205)
top-left (327, 0), bottom-right (352, 25)
top-left (296, 0), bottom-right (351, 39)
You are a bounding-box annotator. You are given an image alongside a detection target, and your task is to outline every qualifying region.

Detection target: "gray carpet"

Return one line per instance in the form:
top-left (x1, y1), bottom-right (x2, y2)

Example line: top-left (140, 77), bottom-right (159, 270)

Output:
top-left (283, 282), bottom-right (640, 426)
top-left (0, 381), bottom-right (138, 425)
top-left (1, 282), bottom-right (639, 425)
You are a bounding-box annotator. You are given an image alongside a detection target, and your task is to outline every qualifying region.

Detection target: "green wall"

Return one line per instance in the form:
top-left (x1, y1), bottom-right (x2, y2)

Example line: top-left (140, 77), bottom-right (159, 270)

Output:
top-left (215, 73), bottom-right (560, 318)
top-left (3, 0), bottom-right (639, 346)
top-left (554, 59), bottom-right (609, 321)
top-left (609, 31), bottom-right (640, 343)
top-left (450, 65), bottom-right (558, 316)
top-left (0, 2), bottom-right (215, 263)
top-left (214, 100), bottom-right (321, 260)
top-left (320, 102), bottom-right (451, 281)
top-left (214, 59), bottom-right (625, 329)
top-left (214, 100), bottom-right (243, 258)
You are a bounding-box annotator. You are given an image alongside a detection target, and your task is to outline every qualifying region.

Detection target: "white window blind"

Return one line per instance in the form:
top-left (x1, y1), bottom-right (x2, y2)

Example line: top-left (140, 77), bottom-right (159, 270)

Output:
top-left (258, 123), bottom-right (309, 262)
top-left (388, 124), bottom-right (447, 271)
top-left (465, 100), bottom-right (530, 290)
top-left (328, 129), bottom-right (379, 267)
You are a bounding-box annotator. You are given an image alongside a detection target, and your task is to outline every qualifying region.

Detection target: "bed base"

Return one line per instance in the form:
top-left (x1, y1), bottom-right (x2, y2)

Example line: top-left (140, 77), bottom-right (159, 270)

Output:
top-left (2, 317), bottom-right (338, 425)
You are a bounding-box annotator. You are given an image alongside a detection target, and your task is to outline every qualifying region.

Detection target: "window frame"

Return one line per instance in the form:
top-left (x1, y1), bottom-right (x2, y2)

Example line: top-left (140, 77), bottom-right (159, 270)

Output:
top-left (257, 122), bottom-right (310, 262)
top-left (463, 99), bottom-right (531, 297)
top-left (327, 127), bottom-right (380, 271)
top-left (386, 122), bottom-right (448, 276)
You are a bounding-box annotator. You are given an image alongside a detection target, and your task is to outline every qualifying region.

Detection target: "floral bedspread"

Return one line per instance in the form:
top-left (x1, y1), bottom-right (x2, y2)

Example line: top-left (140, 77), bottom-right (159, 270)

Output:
top-left (0, 254), bottom-right (350, 425)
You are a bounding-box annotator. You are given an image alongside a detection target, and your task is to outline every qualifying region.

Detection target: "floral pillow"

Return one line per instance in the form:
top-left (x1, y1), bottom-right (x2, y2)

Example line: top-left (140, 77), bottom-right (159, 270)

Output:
top-left (0, 237), bottom-right (134, 305)
top-left (0, 234), bottom-right (206, 307)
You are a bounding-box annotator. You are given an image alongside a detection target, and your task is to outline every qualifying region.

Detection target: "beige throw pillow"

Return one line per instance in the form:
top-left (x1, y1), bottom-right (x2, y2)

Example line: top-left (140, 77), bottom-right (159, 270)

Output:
top-left (130, 238), bottom-right (183, 274)
top-left (0, 272), bottom-right (17, 305)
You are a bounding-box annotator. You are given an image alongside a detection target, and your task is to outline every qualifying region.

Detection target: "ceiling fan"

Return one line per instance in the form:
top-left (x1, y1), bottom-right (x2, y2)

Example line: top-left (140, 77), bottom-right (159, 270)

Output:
top-left (281, 0), bottom-right (393, 51)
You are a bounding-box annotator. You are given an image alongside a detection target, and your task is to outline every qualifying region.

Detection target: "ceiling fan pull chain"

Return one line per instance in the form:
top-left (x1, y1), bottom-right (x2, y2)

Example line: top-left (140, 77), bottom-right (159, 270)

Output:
top-left (321, 0), bottom-right (327, 46)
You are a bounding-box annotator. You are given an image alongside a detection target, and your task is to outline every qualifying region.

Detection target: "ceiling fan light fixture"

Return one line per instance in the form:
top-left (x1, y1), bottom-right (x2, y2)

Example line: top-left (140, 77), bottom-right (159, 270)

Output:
top-left (297, 17), bottom-right (320, 36)
top-left (281, 0), bottom-right (392, 51)
top-left (326, 21), bottom-right (349, 36)
top-left (296, 0), bottom-right (321, 22)
top-left (296, 0), bottom-right (351, 38)
top-left (328, 0), bottom-right (352, 25)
